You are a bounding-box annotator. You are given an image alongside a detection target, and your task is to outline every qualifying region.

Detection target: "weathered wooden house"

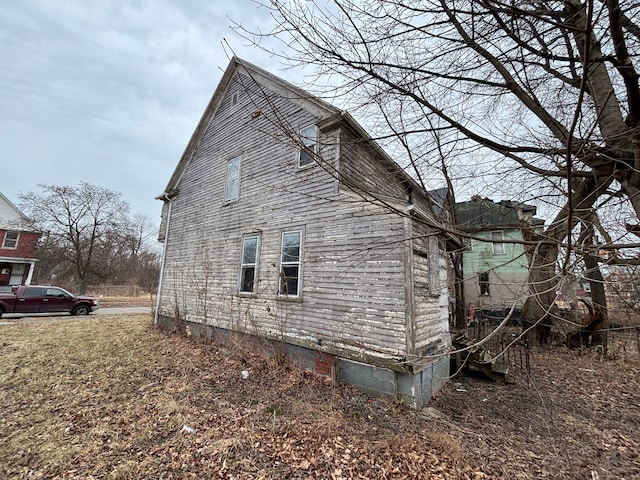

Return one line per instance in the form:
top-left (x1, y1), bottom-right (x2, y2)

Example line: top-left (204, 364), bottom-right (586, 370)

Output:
top-left (0, 192), bottom-right (41, 288)
top-left (155, 57), bottom-right (457, 407)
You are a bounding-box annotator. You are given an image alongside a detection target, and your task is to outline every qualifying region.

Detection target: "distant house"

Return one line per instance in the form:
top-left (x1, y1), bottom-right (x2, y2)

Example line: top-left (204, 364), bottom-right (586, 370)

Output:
top-left (0, 193), bottom-right (41, 287)
top-left (455, 196), bottom-right (544, 322)
top-left (155, 57), bottom-right (459, 407)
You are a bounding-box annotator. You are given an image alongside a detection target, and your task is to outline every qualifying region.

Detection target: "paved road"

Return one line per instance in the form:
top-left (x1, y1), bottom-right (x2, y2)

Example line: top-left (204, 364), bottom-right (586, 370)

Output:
top-left (0, 307), bottom-right (152, 325)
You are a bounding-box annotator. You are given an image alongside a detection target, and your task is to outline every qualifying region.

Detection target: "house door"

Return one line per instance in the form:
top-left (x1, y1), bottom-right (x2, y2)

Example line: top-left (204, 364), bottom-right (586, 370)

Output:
top-left (9, 264), bottom-right (26, 286)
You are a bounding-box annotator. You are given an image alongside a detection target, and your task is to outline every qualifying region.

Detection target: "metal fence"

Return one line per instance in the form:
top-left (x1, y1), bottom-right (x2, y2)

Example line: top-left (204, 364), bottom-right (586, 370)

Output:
top-left (451, 324), bottom-right (531, 381)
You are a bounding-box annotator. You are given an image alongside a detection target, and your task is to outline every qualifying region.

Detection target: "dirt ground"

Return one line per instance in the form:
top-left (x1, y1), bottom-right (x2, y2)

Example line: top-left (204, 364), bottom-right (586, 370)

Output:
top-left (1, 315), bottom-right (638, 479)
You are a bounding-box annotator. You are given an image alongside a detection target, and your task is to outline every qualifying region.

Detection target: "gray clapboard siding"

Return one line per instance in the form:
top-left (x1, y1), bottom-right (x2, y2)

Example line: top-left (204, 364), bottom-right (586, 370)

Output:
top-left (409, 217), bottom-right (450, 353)
top-left (158, 61), bottom-right (452, 368)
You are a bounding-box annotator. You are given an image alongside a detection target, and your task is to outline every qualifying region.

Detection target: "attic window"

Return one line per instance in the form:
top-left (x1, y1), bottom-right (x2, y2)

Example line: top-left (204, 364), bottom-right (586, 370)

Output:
top-left (231, 91), bottom-right (240, 106)
top-left (2, 231), bottom-right (19, 249)
top-left (298, 125), bottom-right (318, 167)
top-left (225, 156), bottom-right (241, 202)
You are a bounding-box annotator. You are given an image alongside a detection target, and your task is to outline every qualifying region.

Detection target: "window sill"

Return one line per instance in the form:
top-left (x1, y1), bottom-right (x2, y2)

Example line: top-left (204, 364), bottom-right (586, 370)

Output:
top-left (297, 160), bottom-right (316, 170)
top-left (276, 294), bottom-right (303, 302)
top-left (237, 292), bottom-right (258, 298)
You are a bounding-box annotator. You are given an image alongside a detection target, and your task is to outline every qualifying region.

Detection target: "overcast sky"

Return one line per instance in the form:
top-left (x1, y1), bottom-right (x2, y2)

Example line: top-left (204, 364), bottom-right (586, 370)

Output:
top-left (0, 0), bottom-right (292, 226)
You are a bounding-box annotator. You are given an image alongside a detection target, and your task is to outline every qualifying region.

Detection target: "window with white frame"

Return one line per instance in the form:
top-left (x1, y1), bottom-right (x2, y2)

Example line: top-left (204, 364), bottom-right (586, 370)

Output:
top-left (491, 230), bottom-right (505, 254)
top-left (298, 125), bottom-right (318, 167)
top-left (225, 156), bottom-right (241, 202)
top-left (279, 230), bottom-right (302, 296)
top-left (240, 236), bottom-right (259, 293)
top-left (2, 231), bottom-right (19, 249)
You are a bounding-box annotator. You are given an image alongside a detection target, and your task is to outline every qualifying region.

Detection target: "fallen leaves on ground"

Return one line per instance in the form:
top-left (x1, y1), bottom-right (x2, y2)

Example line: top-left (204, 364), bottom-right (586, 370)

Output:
top-left (1, 315), bottom-right (638, 479)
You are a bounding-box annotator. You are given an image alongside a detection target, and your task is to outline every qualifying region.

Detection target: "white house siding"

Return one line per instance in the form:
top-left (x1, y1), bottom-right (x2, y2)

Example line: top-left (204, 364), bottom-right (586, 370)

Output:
top-left (157, 71), bottom-right (413, 361)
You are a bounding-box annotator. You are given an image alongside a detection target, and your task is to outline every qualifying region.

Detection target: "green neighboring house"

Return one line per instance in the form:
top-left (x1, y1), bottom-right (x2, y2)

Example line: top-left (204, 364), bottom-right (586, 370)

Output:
top-left (455, 196), bottom-right (545, 322)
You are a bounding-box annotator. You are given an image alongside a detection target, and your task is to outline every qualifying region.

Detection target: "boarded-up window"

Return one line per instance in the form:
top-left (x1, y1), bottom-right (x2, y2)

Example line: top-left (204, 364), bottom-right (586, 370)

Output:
top-left (240, 236), bottom-right (259, 293)
top-left (413, 236), bottom-right (441, 297)
top-left (428, 237), bottom-right (441, 296)
top-left (279, 231), bottom-right (302, 296)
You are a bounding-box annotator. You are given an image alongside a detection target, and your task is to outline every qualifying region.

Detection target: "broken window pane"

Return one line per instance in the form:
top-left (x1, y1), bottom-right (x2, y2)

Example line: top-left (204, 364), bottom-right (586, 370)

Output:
top-left (280, 266), bottom-right (299, 296)
top-left (479, 271), bottom-right (490, 296)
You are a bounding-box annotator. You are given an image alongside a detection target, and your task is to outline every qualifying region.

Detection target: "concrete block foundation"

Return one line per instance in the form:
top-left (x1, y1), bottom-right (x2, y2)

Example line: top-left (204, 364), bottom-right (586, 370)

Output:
top-left (155, 314), bottom-right (449, 408)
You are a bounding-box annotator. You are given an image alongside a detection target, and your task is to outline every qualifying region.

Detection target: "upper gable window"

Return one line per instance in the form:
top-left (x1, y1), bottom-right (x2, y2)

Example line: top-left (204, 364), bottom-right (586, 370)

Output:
top-left (231, 91), bottom-right (240, 107)
top-left (298, 125), bottom-right (318, 167)
top-left (491, 231), bottom-right (505, 254)
top-left (225, 156), bottom-right (241, 202)
top-left (2, 231), bottom-right (19, 249)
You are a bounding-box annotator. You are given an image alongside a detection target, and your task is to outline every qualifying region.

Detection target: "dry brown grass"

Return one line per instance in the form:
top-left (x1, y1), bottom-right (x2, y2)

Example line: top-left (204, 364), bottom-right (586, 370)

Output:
top-left (1, 316), bottom-right (468, 479)
top-left (1, 316), bottom-right (639, 479)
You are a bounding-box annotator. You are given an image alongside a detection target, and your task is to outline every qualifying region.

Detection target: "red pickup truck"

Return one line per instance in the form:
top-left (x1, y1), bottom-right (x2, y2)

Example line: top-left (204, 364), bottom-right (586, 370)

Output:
top-left (0, 285), bottom-right (99, 318)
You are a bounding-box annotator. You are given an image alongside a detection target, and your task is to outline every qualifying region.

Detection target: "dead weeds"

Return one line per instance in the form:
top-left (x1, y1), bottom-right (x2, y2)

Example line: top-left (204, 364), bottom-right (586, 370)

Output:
top-left (1, 316), bottom-right (639, 479)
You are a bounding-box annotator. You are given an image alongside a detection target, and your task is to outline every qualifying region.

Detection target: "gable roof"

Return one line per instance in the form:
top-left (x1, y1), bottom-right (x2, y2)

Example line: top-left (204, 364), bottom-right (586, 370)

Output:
top-left (455, 197), bottom-right (544, 231)
top-left (157, 57), bottom-right (452, 230)
top-left (159, 56), bottom-right (340, 197)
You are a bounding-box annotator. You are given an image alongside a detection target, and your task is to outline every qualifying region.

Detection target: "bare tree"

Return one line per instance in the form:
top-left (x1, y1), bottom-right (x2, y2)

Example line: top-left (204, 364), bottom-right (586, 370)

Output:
top-left (20, 183), bottom-right (130, 293)
top-left (239, 0), bottom-right (640, 334)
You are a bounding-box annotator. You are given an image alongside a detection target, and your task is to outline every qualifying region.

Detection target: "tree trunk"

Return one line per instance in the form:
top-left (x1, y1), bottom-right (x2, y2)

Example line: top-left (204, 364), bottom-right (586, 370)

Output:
top-left (521, 240), bottom-right (558, 346)
top-left (521, 176), bottom-right (612, 345)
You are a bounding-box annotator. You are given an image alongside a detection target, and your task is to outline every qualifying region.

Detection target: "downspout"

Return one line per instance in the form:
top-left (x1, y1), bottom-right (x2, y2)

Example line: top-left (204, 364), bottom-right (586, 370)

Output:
top-left (154, 193), bottom-right (173, 327)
